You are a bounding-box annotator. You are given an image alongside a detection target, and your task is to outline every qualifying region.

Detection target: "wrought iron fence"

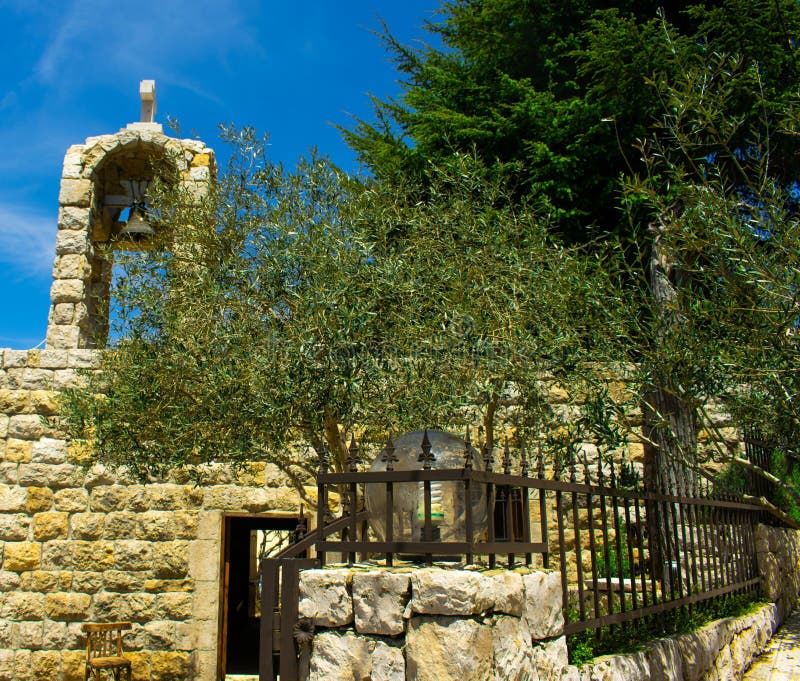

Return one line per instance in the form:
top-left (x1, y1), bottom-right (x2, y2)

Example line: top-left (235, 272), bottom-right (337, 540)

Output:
top-left (259, 431), bottom-right (766, 681)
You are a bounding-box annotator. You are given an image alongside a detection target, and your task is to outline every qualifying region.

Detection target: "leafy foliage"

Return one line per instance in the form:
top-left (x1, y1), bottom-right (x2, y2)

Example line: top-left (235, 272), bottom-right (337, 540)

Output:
top-left (344, 1), bottom-right (800, 240)
top-left (60, 127), bottom-right (626, 483)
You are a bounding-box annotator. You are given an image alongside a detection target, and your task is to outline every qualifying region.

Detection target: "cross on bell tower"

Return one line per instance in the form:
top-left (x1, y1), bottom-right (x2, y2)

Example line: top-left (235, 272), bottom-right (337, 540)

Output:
top-left (139, 80), bottom-right (156, 123)
top-left (45, 79), bottom-right (215, 349)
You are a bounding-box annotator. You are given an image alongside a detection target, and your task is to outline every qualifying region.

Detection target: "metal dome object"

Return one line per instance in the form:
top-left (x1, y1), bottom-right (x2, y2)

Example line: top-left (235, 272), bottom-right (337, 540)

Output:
top-left (364, 430), bottom-right (488, 547)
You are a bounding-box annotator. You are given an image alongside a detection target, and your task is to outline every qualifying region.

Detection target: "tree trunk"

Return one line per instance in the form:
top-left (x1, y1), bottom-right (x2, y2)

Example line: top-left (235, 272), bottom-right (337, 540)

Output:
top-left (643, 214), bottom-right (698, 586)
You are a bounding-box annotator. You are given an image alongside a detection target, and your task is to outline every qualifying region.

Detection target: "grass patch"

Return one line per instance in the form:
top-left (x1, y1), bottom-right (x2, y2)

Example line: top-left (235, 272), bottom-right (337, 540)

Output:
top-left (567, 593), bottom-right (764, 666)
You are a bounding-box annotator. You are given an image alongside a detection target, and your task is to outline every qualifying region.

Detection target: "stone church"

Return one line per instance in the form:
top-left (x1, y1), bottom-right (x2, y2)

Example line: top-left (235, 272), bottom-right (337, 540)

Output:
top-left (0, 82), bottom-right (303, 681)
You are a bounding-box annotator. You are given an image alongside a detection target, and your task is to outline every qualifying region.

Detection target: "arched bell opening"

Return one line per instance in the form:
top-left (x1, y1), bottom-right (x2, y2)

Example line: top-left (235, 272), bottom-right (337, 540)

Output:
top-left (84, 141), bottom-right (178, 348)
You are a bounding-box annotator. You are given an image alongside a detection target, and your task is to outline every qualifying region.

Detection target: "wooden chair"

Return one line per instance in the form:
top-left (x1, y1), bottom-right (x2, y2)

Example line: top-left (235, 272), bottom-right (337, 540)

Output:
top-left (82, 622), bottom-right (132, 681)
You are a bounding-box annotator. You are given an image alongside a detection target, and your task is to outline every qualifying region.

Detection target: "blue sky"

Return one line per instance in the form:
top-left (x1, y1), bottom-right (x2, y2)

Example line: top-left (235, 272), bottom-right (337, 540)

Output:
top-left (0, 0), bottom-right (440, 349)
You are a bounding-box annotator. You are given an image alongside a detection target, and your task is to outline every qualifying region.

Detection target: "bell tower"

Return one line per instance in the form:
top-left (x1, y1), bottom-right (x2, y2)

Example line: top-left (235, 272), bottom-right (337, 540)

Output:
top-left (47, 80), bottom-right (215, 349)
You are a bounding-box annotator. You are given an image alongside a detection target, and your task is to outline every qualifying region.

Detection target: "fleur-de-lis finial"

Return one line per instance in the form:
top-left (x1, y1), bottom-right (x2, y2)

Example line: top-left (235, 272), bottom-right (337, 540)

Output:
top-left (317, 443), bottom-right (329, 475)
top-left (348, 434), bottom-right (359, 472)
top-left (463, 425), bottom-right (474, 470)
top-left (381, 433), bottom-right (398, 471)
top-left (418, 429), bottom-right (435, 470)
top-left (503, 437), bottom-right (512, 474)
top-left (295, 504), bottom-right (307, 540)
top-left (483, 441), bottom-right (494, 471)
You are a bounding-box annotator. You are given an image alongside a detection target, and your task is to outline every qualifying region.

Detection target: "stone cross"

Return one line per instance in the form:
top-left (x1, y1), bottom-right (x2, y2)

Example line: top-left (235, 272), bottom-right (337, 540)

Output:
top-left (139, 80), bottom-right (156, 123)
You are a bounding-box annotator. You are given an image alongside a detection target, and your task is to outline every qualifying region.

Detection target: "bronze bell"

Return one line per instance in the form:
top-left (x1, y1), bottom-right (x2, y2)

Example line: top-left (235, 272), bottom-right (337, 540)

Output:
top-left (118, 203), bottom-right (155, 240)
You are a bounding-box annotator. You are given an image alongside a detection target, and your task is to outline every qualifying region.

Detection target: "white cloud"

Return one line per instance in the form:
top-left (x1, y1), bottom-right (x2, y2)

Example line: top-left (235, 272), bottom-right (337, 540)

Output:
top-left (35, 0), bottom-right (264, 92)
top-left (0, 203), bottom-right (55, 278)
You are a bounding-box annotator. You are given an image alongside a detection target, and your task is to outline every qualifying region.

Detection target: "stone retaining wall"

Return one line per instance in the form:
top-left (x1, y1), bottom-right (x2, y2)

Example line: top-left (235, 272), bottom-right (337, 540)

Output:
top-left (296, 566), bottom-right (567, 681)
top-left (560, 524), bottom-right (800, 681)
top-left (0, 349), bottom-right (303, 681)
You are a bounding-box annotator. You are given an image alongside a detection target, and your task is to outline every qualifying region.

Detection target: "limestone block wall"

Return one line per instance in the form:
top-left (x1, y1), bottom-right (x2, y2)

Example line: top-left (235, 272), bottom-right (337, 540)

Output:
top-left (0, 349), bottom-right (303, 681)
top-left (755, 524), bottom-right (800, 618)
top-left (294, 566), bottom-right (567, 681)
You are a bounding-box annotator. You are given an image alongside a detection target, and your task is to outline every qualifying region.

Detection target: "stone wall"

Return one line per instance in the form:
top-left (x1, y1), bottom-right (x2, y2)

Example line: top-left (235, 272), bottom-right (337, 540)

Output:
top-left (295, 566), bottom-right (567, 681)
top-left (0, 349), bottom-right (303, 681)
top-left (560, 524), bottom-right (800, 681)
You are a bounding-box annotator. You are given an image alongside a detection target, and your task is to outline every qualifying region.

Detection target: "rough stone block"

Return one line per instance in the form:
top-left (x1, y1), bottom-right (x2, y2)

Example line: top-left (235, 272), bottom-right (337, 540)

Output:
top-left (154, 541), bottom-right (190, 578)
top-left (37, 350), bottom-right (69, 369)
top-left (492, 615), bottom-right (534, 681)
top-left (53, 254), bottom-right (90, 280)
top-left (30, 438), bottom-right (67, 465)
top-left (103, 511), bottom-right (138, 539)
top-left (0, 650), bottom-right (13, 680)
top-left (4, 542), bottom-right (41, 571)
top-left (44, 592), bottom-right (90, 622)
top-left (202, 485), bottom-right (245, 510)
top-left (150, 651), bottom-right (190, 681)
top-left (58, 206), bottom-right (90, 231)
top-left (113, 540), bottom-right (152, 571)
top-left (3, 350), bottom-right (29, 368)
top-left (14, 648), bottom-right (32, 681)
top-left (353, 570), bottom-right (410, 636)
top-left (31, 650), bottom-right (61, 681)
top-left (0, 462), bottom-right (18, 485)
top-left (53, 488), bottom-right (88, 512)
top-left (91, 592), bottom-right (155, 623)
top-left (155, 592), bottom-right (192, 620)
top-left (103, 570), bottom-right (147, 592)
top-left (0, 390), bottom-right (28, 414)
top-left (8, 415), bottom-right (45, 440)
top-left (137, 511), bottom-right (176, 541)
top-left (26, 487), bottom-right (54, 514)
top-left (50, 279), bottom-right (84, 304)
top-left (522, 571), bottom-right (564, 640)
top-left (40, 540), bottom-right (71, 570)
top-left (71, 571), bottom-right (104, 594)
top-left (55, 230), bottom-right (89, 257)
top-left (33, 512), bottom-right (69, 540)
top-left (487, 571), bottom-right (525, 616)
top-left (0, 570), bottom-right (21, 592)
top-left (0, 485), bottom-right (28, 513)
top-left (6, 438), bottom-right (33, 463)
top-left (20, 571), bottom-right (63, 593)
top-left (0, 619), bottom-right (13, 646)
top-left (530, 635), bottom-right (569, 681)
top-left (1, 592), bottom-right (45, 620)
top-left (70, 512), bottom-right (104, 539)
top-left (172, 511), bottom-right (199, 539)
top-left (46, 326), bottom-right (81, 350)
top-left (144, 578), bottom-right (193, 593)
top-left (299, 568), bottom-right (353, 627)
top-left (83, 463), bottom-right (117, 488)
top-left (67, 349), bottom-right (102, 368)
top-left (27, 392), bottom-right (60, 416)
top-left (53, 368), bottom-right (81, 388)
top-left (72, 540), bottom-right (114, 571)
top-left (307, 631), bottom-right (375, 681)
top-left (58, 179), bottom-right (92, 206)
top-left (62, 650), bottom-right (85, 681)
top-left (90, 485), bottom-right (130, 512)
top-left (406, 616), bottom-right (493, 681)
top-left (371, 641), bottom-right (405, 681)
top-left (18, 621), bottom-right (44, 650)
top-left (18, 463), bottom-right (80, 488)
top-left (21, 369), bottom-right (55, 391)
top-left (408, 568), bottom-right (492, 616)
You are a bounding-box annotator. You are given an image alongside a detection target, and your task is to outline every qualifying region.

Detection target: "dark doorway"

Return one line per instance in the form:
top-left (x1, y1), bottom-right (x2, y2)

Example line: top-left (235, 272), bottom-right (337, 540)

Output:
top-left (219, 515), bottom-right (298, 678)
